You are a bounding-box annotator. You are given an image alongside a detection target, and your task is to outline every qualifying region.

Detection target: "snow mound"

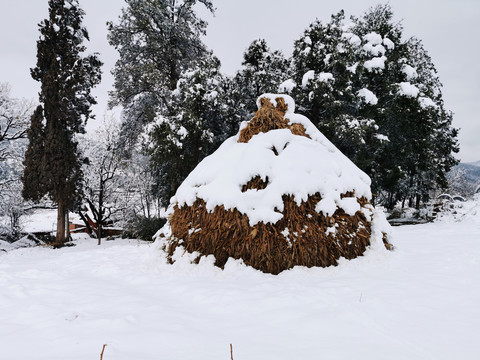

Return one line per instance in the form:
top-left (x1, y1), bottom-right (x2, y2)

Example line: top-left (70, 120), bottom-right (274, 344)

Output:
top-left (171, 94), bottom-right (372, 226)
top-left (156, 94), bottom-right (392, 274)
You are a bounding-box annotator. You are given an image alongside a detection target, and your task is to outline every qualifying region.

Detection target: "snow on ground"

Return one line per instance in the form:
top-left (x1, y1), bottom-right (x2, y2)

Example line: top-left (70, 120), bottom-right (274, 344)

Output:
top-left (21, 208), bottom-right (58, 233)
top-left (1, 200), bottom-right (480, 360)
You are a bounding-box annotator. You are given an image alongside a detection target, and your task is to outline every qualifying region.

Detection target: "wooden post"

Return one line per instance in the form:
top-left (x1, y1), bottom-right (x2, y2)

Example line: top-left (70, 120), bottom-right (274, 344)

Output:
top-left (100, 344), bottom-right (107, 360)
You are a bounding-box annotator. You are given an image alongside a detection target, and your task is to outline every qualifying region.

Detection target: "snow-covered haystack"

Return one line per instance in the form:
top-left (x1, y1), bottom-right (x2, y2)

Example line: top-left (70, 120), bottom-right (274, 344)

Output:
top-left (157, 94), bottom-right (391, 274)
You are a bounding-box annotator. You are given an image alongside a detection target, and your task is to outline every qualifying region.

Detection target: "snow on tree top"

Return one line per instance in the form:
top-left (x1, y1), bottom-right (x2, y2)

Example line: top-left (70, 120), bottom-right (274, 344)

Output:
top-left (398, 82), bottom-right (420, 97)
top-left (301, 70), bottom-right (315, 88)
top-left (318, 72), bottom-right (334, 82)
top-left (170, 94), bottom-right (372, 226)
top-left (278, 79), bottom-right (296, 93)
top-left (342, 32), bottom-right (361, 46)
top-left (419, 96), bottom-right (437, 109)
top-left (363, 32), bottom-right (383, 45)
top-left (357, 88), bottom-right (378, 105)
top-left (364, 56), bottom-right (387, 71)
top-left (383, 37), bottom-right (395, 50)
top-left (402, 64), bottom-right (418, 80)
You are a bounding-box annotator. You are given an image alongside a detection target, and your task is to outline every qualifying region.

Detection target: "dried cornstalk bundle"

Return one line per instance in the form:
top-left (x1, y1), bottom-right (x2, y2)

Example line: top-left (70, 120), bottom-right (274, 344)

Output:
top-left (161, 93), bottom-right (393, 274)
top-left (238, 97), bottom-right (310, 143)
top-left (241, 176), bottom-right (269, 192)
top-left (167, 193), bottom-right (373, 275)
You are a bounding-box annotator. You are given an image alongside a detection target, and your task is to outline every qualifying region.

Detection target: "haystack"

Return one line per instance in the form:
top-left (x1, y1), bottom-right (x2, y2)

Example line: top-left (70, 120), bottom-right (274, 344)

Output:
top-left (156, 94), bottom-right (392, 274)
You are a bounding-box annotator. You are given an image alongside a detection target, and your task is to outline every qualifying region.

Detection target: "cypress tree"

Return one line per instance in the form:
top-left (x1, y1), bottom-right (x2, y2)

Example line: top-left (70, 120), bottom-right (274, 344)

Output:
top-left (23, 0), bottom-right (102, 245)
top-left (22, 105), bottom-right (46, 201)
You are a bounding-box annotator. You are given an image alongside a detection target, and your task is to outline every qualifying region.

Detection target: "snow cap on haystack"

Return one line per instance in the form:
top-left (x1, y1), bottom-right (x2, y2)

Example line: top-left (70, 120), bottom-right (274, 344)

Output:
top-left (157, 94), bottom-right (392, 274)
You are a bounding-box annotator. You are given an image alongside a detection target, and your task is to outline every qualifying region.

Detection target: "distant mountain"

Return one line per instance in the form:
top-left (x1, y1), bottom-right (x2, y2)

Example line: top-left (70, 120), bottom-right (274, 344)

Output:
top-left (451, 161), bottom-right (480, 196)
top-left (465, 160), bottom-right (480, 167)
top-left (445, 160), bottom-right (480, 197)
top-left (458, 161), bottom-right (480, 185)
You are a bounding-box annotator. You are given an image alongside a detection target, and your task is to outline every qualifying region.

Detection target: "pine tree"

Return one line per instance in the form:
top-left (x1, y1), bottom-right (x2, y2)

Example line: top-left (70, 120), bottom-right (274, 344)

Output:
top-left (107, 0), bottom-right (215, 149)
top-left (23, 0), bottom-right (102, 245)
top-left (287, 4), bottom-right (458, 209)
top-left (289, 11), bottom-right (382, 172)
top-left (291, 11), bottom-right (354, 125)
top-left (387, 37), bottom-right (459, 207)
top-left (233, 39), bottom-right (290, 115)
top-left (149, 53), bottom-right (227, 205)
top-left (350, 4), bottom-right (407, 205)
top-left (108, 0), bottom-right (219, 206)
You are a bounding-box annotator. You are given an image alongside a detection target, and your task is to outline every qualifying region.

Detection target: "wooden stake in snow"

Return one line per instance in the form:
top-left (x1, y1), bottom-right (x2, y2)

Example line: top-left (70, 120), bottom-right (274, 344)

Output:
top-left (100, 344), bottom-right (107, 360)
top-left (230, 344), bottom-right (234, 360)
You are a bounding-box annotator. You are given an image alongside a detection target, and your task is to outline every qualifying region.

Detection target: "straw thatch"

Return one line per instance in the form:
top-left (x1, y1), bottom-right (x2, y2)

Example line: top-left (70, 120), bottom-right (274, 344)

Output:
top-left (238, 97), bottom-right (309, 143)
top-left (162, 95), bottom-right (391, 274)
top-left (167, 193), bottom-right (372, 274)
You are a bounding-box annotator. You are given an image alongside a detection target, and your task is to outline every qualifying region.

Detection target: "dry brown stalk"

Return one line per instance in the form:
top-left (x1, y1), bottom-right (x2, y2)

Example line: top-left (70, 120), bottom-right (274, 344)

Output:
top-left (100, 344), bottom-right (107, 360)
top-left (241, 175), bottom-right (269, 192)
top-left (230, 344), bottom-right (234, 360)
top-left (238, 96), bottom-right (309, 143)
top-left (167, 192), bottom-right (374, 274)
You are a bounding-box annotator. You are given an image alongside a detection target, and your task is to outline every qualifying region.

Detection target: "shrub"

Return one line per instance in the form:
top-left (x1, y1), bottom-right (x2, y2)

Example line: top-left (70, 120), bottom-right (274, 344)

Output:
top-left (123, 216), bottom-right (166, 241)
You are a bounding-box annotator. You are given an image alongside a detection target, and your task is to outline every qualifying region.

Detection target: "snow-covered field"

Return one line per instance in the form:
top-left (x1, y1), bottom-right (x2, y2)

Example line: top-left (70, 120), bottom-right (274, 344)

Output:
top-left (1, 199), bottom-right (480, 360)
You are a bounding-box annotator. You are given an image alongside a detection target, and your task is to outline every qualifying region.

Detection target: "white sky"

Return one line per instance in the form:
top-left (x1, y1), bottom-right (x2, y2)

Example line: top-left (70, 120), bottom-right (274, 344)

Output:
top-left (0, 0), bottom-right (478, 162)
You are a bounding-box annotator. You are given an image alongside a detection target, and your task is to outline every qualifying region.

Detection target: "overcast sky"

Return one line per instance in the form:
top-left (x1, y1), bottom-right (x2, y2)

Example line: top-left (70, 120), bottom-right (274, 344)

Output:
top-left (0, 0), bottom-right (478, 162)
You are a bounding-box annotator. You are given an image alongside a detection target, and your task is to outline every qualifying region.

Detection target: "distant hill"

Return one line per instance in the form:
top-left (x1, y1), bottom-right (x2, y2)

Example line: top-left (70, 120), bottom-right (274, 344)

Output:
top-left (464, 160), bottom-right (480, 167)
top-left (449, 160), bottom-right (480, 196)
top-left (458, 161), bottom-right (480, 185)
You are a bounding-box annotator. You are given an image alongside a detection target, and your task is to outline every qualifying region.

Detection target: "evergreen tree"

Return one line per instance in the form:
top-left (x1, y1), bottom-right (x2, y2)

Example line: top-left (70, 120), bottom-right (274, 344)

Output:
top-left (23, 0), bottom-right (102, 245)
top-left (107, 0), bottom-right (215, 149)
top-left (22, 105), bottom-right (46, 202)
top-left (108, 0), bottom-right (220, 206)
top-left (350, 4), bottom-right (407, 205)
top-left (149, 53), bottom-right (227, 205)
top-left (291, 11), bottom-right (355, 124)
top-left (233, 39), bottom-right (290, 115)
top-left (386, 36), bottom-right (458, 207)
top-left (287, 4), bottom-right (458, 209)
top-left (290, 11), bottom-right (383, 173)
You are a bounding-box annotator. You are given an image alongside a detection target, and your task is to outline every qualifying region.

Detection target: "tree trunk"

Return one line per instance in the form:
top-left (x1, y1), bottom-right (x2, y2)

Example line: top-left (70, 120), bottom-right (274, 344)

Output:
top-left (97, 224), bottom-right (102, 246)
top-left (66, 210), bottom-right (70, 242)
top-left (388, 192), bottom-right (394, 210)
top-left (97, 177), bottom-right (104, 245)
top-left (78, 211), bottom-right (94, 236)
top-left (56, 200), bottom-right (66, 245)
